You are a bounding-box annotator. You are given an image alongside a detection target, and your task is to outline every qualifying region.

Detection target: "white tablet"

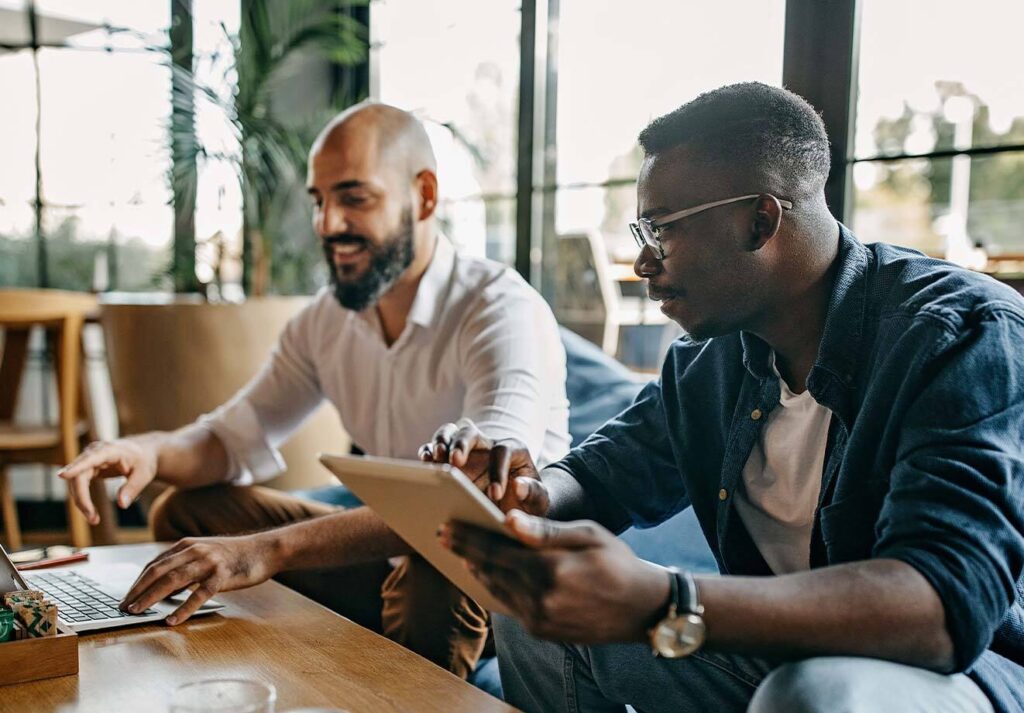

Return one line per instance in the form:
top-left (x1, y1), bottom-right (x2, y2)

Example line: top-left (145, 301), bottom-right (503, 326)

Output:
top-left (318, 453), bottom-right (513, 614)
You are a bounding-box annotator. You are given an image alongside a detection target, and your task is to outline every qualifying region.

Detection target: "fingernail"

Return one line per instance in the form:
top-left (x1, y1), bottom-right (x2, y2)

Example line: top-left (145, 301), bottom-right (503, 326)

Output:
top-left (128, 603), bottom-right (139, 613)
top-left (488, 483), bottom-right (502, 500)
top-left (515, 479), bottom-right (530, 498)
top-left (166, 616), bottom-right (177, 626)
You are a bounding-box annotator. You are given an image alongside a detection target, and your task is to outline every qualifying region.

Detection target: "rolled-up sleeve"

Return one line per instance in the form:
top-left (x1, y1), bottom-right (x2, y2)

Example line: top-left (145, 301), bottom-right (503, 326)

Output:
top-left (874, 310), bottom-right (1024, 671)
top-left (199, 308), bottom-right (325, 485)
top-left (552, 372), bottom-right (688, 533)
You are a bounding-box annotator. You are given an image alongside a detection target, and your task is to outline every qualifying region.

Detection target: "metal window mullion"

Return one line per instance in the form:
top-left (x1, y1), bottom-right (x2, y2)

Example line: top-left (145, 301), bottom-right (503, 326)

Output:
top-left (28, 1), bottom-right (47, 288)
top-left (782, 0), bottom-right (861, 223)
top-left (514, 0), bottom-right (538, 282)
top-left (170, 0), bottom-right (198, 293)
top-left (537, 0), bottom-right (560, 302)
top-left (850, 143), bottom-right (1024, 164)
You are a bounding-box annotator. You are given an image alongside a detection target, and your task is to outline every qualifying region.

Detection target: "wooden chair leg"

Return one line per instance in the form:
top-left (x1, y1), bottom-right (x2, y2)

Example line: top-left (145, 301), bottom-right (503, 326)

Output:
top-left (0, 466), bottom-right (22, 552)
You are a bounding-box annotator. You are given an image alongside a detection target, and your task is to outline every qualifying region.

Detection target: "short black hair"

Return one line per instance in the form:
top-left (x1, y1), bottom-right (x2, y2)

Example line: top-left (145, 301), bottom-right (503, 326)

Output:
top-left (638, 82), bottom-right (831, 192)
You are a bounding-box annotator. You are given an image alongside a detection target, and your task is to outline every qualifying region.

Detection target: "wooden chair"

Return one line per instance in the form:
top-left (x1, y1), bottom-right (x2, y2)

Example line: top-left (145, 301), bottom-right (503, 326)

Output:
top-left (0, 289), bottom-right (112, 550)
top-left (553, 231), bottom-right (669, 357)
top-left (100, 299), bottom-right (350, 499)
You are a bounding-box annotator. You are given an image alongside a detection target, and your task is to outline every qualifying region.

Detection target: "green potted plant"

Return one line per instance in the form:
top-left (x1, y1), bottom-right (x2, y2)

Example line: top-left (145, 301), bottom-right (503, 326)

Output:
top-left (168, 0), bottom-right (368, 296)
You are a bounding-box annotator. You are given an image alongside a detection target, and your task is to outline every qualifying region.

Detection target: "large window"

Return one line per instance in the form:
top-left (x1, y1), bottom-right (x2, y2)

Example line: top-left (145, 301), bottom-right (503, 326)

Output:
top-left (0, 1), bottom-right (174, 291)
top-left (848, 0), bottom-right (1024, 272)
top-left (547, 0), bottom-right (786, 282)
top-left (0, 0), bottom-right (243, 293)
top-left (371, 0), bottom-right (787, 368)
top-left (370, 0), bottom-right (521, 264)
top-left (7, 0), bottom-right (1022, 299)
top-left (0, 46), bottom-right (38, 286)
top-left (540, 1), bottom-right (785, 367)
top-left (191, 1), bottom-right (243, 299)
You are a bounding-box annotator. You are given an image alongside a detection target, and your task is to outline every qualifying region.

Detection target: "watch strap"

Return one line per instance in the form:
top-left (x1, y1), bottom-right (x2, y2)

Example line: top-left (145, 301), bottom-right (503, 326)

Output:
top-left (680, 569), bottom-right (703, 616)
top-left (667, 567), bottom-right (703, 617)
top-left (665, 566), bottom-right (680, 617)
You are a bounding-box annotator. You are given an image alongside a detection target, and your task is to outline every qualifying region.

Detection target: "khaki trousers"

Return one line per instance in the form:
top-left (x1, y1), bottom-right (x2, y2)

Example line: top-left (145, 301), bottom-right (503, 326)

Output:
top-left (149, 484), bottom-right (488, 679)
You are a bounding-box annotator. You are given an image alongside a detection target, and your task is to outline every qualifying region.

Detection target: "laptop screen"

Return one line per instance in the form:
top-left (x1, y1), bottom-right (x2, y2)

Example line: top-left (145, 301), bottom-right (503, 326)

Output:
top-left (0, 545), bottom-right (31, 594)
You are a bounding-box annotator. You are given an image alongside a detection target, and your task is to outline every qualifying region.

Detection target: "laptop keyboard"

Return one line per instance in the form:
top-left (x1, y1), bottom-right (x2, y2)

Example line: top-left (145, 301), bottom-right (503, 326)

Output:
top-left (26, 571), bottom-right (158, 623)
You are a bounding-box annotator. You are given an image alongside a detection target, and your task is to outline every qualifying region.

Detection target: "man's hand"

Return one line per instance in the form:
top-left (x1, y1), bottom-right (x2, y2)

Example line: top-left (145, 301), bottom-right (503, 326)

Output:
top-left (57, 439), bottom-right (159, 524)
top-left (420, 419), bottom-right (549, 516)
top-left (439, 510), bottom-right (670, 645)
top-left (121, 534), bottom-right (279, 625)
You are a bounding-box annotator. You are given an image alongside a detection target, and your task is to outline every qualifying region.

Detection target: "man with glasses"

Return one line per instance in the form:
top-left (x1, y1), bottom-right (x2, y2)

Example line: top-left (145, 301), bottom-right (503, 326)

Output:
top-left (425, 83), bottom-right (1023, 712)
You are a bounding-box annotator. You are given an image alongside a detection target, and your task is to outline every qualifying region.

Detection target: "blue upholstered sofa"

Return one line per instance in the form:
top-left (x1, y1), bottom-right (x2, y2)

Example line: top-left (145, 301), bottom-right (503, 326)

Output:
top-left (293, 328), bottom-right (718, 698)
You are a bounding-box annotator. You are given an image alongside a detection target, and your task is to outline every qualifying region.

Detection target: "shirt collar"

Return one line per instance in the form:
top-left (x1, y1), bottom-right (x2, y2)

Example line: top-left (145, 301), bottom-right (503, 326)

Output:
top-left (741, 223), bottom-right (869, 391)
top-left (406, 233), bottom-right (456, 329)
top-left (810, 223), bottom-right (869, 388)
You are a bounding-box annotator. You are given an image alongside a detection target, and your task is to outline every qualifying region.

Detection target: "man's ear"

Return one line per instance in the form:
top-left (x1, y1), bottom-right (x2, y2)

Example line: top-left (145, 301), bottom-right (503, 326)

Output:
top-left (416, 169), bottom-right (439, 221)
top-left (751, 193), bottom-right (784, 250)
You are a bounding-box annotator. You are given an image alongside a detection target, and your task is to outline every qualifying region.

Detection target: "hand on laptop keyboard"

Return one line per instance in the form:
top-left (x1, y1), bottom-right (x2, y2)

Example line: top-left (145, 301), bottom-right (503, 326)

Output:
top-left (29, 572), bottom-right (158, 623)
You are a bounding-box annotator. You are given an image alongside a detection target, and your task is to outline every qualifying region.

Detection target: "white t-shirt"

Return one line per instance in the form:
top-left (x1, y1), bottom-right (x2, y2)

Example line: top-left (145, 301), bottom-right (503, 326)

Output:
top-left (734, 358), bottom-right (832, 574)
top-left (201, 235), bottom-right (571, 484)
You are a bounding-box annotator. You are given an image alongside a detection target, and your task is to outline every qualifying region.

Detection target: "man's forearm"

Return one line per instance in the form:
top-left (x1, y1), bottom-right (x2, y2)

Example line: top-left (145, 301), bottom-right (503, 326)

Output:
top-left (141, 424), bottom-right (231, 489)
top-left (692, 559), bottom-right (955, 672)
top-left (260, 506), bottom-right (414, 572)
top-left (541, 466), bottom-right (623, 527)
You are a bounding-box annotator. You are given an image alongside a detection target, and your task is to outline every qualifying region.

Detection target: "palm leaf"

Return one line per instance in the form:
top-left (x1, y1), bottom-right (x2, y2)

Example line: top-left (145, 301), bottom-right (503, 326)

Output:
top-left (154, 0), bottom-right (368, 294)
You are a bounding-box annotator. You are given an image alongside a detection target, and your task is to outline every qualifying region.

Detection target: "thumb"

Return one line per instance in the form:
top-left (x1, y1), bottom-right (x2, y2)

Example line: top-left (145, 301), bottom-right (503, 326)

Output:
top-left (510, 477), bottom-right (549, 515)
top-left (506, 510), bottom-right (607, 549)
top-left (115, 472), bottom-right (148, 509)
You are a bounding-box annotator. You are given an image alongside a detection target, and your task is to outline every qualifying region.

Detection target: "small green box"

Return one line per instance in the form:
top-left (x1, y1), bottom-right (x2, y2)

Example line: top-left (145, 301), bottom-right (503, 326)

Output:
top-left (0, 609), bottom-right (15, 642)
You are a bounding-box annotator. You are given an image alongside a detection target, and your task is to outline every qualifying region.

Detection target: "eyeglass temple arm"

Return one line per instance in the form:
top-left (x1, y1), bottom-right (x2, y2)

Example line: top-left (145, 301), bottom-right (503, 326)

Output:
top-left (651, 194), bottom-right (793, 227)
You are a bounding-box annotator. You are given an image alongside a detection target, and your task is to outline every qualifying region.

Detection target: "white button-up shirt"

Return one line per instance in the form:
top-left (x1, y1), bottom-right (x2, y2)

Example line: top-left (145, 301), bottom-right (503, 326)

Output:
top-left (201, 236), bottom-right (571, 484)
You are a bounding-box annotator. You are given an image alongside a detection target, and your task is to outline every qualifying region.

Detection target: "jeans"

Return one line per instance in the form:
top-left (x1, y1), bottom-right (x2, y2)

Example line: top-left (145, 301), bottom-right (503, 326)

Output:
top-left (494, 614), bottom-right (994, 713)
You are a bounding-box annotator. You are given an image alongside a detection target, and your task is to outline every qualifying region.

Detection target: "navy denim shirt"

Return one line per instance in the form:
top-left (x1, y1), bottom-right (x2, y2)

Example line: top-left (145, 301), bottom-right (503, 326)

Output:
top-left (554, 225), bottom-right (1024, 710)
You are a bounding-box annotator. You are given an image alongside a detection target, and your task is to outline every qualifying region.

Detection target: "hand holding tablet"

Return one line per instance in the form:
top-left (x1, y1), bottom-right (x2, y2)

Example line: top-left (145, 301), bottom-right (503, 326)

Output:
top-left (318, 454), bottom-right (520, 613)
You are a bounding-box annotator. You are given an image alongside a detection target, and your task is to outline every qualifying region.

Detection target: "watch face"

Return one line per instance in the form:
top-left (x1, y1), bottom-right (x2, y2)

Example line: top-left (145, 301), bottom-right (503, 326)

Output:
top-left (651, 613), bottom-right (706, 658)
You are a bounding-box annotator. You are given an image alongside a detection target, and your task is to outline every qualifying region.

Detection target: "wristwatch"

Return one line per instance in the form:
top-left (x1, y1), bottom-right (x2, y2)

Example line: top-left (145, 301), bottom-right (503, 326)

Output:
top-left (649, 567), bottom-right (706, 658)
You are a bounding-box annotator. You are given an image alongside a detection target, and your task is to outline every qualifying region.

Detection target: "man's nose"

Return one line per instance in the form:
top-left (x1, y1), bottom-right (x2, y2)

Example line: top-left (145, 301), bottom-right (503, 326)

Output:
top-left (316, 202), bottom-right (348, 237)
top-left (634, 243), bottom-right (663, 279)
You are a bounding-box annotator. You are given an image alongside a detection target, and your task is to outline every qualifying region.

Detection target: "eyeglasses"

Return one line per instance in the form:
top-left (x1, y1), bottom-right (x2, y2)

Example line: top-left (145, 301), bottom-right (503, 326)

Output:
top-left (628, 194), bottom-right (794, 259)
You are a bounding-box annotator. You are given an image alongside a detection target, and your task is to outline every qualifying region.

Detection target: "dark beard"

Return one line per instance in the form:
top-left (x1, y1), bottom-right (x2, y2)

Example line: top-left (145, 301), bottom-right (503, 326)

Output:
top-left (324, 211), bottom-right (415, 311)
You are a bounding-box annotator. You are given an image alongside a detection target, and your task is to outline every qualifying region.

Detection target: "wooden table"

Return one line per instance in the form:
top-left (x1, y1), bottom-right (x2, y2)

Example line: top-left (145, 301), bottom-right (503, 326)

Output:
top-left (5, 544), bottom-right (518, 712)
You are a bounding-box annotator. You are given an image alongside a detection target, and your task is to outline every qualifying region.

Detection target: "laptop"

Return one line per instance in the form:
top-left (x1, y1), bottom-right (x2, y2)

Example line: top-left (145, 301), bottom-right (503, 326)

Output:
top-left (0, 544), bottom-right (224, 632)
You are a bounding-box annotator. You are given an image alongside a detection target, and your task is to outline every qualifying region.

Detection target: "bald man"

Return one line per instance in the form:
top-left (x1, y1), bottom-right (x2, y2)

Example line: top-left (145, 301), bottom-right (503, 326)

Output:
top-left (58, 103), bottom-right (570, 678)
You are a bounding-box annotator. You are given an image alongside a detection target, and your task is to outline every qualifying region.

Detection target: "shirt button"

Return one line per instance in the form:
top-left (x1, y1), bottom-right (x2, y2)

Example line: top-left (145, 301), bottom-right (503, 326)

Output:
top-left (719, 488), bottom-right (728, 501)
top-left (751, 409), bottom-right (763, 421)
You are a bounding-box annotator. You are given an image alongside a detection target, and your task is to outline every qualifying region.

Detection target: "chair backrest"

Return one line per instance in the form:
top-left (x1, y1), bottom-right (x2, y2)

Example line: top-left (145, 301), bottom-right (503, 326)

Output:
top-left (0, 288), bottom-right (96, 323)
top-left (551, 232), bottom-right (620, 354)
top-left (99, 298), bottom-right (349, 491)
top-left (0, 289), bottom-right (98, 461)
top-left (0, 289), bottom-right (97, 326)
